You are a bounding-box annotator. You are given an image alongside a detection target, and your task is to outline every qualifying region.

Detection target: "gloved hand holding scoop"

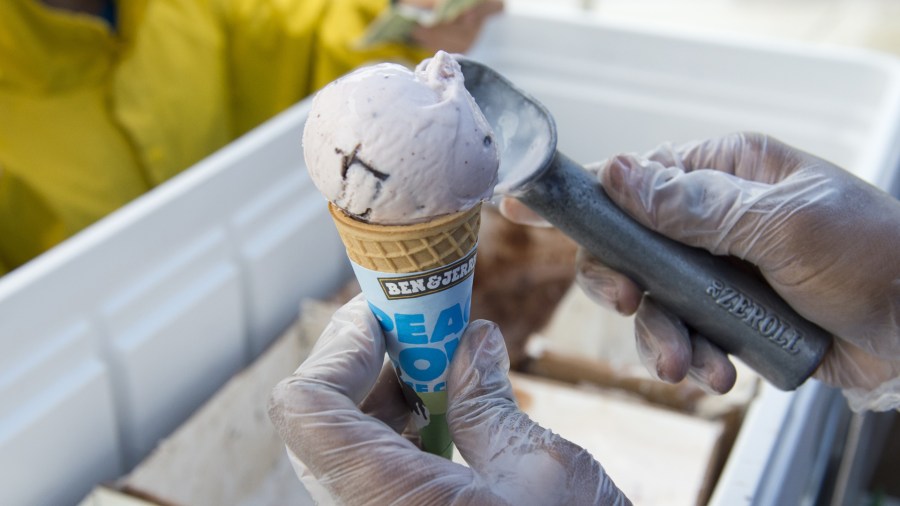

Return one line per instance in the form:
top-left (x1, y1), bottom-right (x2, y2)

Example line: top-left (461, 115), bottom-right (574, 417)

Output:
top-left (456, 56), bottom-right (831, 391)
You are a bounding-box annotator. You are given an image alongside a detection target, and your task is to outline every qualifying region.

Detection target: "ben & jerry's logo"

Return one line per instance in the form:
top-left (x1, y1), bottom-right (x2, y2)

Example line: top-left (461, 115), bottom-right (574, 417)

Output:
top-left (379, 249), bottom-right (477, 300)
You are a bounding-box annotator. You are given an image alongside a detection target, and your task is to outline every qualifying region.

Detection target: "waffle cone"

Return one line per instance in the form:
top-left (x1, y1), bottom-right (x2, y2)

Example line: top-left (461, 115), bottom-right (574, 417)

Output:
top-left (328, 202), bottom-right (482, 274)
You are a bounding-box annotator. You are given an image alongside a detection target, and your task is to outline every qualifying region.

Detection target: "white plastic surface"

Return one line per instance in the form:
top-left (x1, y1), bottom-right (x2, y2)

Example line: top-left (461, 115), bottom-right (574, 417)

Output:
top-left (708, 381), bottom-right (851, 505)
top-left (2, 6), bottom-right (899, 505)
top-left (471, 4), bottom-right (900, 188)
top-left (0, 101), bottom-right (349, 505)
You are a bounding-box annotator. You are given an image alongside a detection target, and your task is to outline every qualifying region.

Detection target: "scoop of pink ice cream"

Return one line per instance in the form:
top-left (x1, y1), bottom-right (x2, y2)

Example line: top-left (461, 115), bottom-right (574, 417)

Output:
top-left (302, 51), bottom-right (499, 224)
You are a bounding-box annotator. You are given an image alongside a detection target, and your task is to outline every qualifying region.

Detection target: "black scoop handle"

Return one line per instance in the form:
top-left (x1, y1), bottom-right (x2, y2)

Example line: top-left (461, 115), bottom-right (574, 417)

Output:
top-left (518, 151), bottom-right (831, 391)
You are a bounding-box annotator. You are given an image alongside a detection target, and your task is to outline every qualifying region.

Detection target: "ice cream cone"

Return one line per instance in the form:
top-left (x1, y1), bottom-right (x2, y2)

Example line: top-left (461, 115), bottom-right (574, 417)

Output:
top-left (328, 202), bottom-right (482, 458)
top-left (328, 202), bottom-right (481, 273)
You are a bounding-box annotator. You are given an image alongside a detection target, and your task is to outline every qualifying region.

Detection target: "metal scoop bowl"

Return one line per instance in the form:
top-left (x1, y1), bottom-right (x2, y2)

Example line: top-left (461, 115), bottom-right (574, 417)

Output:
top-left (457, 56), bottom-right (830, 391)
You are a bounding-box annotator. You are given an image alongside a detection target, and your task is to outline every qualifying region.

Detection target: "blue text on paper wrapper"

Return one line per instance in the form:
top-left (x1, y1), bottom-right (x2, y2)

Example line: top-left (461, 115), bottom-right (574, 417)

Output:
top-left (368, 297), bottom-right (470, 392)
top-left (350, 247), bottom-right (477, 394)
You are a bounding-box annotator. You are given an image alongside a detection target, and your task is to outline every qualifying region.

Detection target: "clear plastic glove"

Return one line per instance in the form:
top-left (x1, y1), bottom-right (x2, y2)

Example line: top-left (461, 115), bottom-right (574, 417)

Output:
top-left (501, 132), bottom-right (900, 412)
top-left (268, 294), bottom-right (630, 505)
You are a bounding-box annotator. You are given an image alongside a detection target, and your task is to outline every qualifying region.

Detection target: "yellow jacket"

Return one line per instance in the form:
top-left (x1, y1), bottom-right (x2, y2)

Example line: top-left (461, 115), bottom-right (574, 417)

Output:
top-left (0, 0), bottom-right (428, 274)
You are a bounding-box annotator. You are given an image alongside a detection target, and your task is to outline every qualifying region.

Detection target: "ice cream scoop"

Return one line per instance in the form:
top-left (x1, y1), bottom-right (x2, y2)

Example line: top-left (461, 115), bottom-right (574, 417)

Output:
top-left (303, 50), bottom-right (499, 224)
top-left (456, 55), bottom-right (831, 391)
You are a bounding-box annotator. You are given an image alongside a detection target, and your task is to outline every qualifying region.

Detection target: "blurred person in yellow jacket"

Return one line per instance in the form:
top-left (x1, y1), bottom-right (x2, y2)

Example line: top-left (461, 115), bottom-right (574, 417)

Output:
top-left (0, 0), bottom-right (502, 275)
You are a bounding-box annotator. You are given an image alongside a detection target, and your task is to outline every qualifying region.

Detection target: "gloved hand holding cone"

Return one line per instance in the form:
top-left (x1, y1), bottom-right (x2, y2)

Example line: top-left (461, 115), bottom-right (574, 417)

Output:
top-left (301, 50), bottom-right (500, 456)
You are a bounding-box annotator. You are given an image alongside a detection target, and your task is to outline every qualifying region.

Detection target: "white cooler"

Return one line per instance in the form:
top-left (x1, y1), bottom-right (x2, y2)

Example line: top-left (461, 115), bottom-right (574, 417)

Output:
top-left (2, 6), bottom-right (899, 505)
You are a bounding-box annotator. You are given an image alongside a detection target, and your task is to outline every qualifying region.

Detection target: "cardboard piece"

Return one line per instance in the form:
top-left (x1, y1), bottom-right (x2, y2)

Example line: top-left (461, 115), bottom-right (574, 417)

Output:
top-left (524, 283), bottom-right (761, 415)
top-left (507, 373), bottom-right (725, 505)
top-left (78, 487), bottom-right (159, 506)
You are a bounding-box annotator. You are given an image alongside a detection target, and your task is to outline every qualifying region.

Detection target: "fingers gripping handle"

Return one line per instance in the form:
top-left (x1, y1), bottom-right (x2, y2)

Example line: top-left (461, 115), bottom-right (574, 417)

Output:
top-left (516, 152), bottom-right (831, 391)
